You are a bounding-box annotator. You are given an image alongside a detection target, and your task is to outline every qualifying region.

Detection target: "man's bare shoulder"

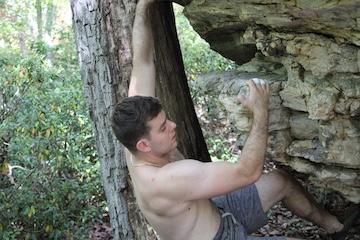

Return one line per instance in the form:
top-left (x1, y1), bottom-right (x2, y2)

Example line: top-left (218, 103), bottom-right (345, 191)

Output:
top-left (131, 159), bottom-right (204, 191)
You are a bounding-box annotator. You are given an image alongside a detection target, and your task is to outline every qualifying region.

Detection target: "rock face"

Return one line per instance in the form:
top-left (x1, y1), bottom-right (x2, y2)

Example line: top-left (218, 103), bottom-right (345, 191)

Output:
top-left (182, 0), bottom-right (360, 203)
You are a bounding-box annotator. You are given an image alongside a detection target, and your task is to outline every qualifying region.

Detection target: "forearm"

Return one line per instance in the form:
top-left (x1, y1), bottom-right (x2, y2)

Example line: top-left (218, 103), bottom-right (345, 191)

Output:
top-left (238, 111), bottom-right (269, 179)
top-left (236, 79), bottom-right (270, 181)
top-left (132, 0), bottom-right (154, 64)
top-left (129, 0), bottom-right (156, 97)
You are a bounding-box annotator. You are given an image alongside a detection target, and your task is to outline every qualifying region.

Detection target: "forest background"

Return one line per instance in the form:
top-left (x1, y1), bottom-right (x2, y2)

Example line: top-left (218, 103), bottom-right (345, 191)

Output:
top-left (3, 0), bottom-right (358, 239)
top-left (0, 0), bottom-right (237, 239)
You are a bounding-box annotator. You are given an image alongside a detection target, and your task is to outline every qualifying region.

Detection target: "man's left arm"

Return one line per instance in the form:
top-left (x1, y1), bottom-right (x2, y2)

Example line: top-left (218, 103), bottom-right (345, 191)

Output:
top-left (128, 0), bottom-right (155, 97)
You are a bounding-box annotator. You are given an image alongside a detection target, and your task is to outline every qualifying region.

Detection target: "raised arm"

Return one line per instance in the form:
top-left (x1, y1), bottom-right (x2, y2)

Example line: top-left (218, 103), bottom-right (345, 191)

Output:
top-left (152, 79), bottom-right (270, 200)
top-left (235, 79), bottom-right (269, 180)
top-left (128, 0), bottom-right (156, 97)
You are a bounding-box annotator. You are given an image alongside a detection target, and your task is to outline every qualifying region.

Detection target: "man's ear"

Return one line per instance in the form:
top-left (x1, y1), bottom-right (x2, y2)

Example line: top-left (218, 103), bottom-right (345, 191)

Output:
top-left (136, 139), bottom-right (151, 153)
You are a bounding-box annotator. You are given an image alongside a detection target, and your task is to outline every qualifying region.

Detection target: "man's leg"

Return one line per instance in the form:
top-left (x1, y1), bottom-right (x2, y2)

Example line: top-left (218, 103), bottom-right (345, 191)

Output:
top-left (255, 169), bottom-right (343, 234)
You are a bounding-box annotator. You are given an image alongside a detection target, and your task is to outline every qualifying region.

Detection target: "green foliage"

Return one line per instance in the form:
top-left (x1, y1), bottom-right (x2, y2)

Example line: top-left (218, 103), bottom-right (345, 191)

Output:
top-left (208, 138), bottom-right (239, 163)
top-left (0, 3), bottom-right (238, 239)
top-left (0, 29), bottom-right (105, 240)
top-left (174, 6), bottom-right (237, 80)
top-left (0, 0), bottom-right (106, 237)
top-left (0, 0), bottom-right (31, 47)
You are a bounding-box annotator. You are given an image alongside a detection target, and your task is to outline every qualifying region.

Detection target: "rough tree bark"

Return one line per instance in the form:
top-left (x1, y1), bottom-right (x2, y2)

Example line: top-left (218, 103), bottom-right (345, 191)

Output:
top-left (71, 0), bottom-right (139, 238)
top-left (71, 0), bottom-right (209, 239)
top-left (151, 3), bottom-right (210, 161)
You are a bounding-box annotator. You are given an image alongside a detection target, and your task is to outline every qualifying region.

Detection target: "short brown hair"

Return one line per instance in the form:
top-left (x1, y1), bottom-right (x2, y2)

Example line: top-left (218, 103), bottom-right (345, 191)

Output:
top-left (111, 96), bottom-right (162, 153)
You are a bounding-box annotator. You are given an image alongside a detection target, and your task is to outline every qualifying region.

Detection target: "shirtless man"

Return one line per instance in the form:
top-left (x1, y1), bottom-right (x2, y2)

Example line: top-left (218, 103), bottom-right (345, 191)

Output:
top-left (111, 0), bottom-right (346, 239)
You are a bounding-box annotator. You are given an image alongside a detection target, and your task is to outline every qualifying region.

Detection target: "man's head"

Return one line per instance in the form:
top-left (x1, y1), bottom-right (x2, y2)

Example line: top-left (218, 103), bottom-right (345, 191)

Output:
top-left (111, 95), bottom-right (163, 153)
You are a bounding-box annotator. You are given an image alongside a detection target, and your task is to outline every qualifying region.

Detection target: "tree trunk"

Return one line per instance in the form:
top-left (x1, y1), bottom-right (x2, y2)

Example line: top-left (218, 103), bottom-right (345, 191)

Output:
top-left (36, 0), bottom-right (43, 41)
top-left (45, 0), bottom-right (56, 61)
top-left (18, 32), bottom-right (27, 56)
top-left (45, 0), bottom-right (56, 37)
top-left (71, 0), bottom-right (210, 239)
top-left (151, 3), bottom-right (210, 162)
top-left (71, 0), bottom-right (149, 239)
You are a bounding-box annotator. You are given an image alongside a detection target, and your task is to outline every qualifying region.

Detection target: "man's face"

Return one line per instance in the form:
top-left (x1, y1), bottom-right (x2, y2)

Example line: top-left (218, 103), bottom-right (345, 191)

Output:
top-left (147, 110), bottom-right (177, 155)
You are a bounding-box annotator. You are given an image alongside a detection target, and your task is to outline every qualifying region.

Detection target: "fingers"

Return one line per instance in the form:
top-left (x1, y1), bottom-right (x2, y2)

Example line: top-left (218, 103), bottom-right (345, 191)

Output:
top-left (252, 78), bottom-right (265, 85)
top-left (241, 78), bottom-right (269, 100)
top-left (238, 94), bottom-right (246, 105)
top-left (238, 78), bottom-right (269, 110)
top-left (243, 78), bottom-right (269, 91)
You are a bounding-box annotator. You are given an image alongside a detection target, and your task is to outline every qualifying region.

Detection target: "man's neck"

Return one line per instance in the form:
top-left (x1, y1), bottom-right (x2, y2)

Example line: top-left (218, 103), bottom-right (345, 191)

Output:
top-left (130, 153), bottom-right (170, 168)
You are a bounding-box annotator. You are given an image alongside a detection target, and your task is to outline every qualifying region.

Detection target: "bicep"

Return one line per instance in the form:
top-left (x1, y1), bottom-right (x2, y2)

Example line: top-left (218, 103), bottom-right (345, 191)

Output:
top-left (128, 61), bottom-right (156, 97)
top-left (156, 160), bottom-right (256, 201)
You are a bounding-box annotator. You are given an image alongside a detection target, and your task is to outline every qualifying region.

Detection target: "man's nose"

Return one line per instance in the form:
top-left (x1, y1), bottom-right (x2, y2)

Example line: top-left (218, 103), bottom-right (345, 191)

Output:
top-left (170, 121), bottom-right (176, 130)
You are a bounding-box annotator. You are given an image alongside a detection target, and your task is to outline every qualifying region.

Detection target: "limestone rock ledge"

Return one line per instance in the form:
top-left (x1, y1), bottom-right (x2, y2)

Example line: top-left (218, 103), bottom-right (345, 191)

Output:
top-left (184, 0), bottom-right (360, 202)
top-left (196, 69), bottom-right (360, 203)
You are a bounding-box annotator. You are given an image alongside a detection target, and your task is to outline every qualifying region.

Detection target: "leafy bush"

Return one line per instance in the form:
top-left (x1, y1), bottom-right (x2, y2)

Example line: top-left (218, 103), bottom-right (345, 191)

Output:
top-left (0, 40), bottom-right (105, 239)
top-left (0, 4), bottom-right (239, 239)
top-left (174, 5), bottom-right (237, 78)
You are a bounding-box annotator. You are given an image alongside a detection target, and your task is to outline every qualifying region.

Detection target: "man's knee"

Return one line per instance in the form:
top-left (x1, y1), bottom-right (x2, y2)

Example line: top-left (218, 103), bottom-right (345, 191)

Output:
top-left (255, 169), bottom-right (294, 211)
top-left (272, 168), bottom-right (292, 180)
top-left (268, 169), bottom-right (294, 195)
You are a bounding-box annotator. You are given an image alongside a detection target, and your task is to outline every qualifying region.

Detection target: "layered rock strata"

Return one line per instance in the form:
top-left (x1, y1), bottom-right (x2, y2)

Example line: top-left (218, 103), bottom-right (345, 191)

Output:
top-left (183, 0), bottom-right (360, 202)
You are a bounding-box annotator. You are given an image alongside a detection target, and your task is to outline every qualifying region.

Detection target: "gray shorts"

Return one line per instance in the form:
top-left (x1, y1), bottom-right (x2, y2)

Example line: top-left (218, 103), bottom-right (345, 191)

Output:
top-left (212, 184), bottom-right (286, 240)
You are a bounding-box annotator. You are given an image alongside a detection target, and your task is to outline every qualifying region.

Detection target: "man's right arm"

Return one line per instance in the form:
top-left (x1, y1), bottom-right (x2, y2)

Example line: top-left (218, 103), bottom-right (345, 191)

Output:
top-left (152, 79), bottom-right (270, 201)
top-left (128, 0), bottom-right (155, 97)
top-left (236, 79), bottom-right (269, 182)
